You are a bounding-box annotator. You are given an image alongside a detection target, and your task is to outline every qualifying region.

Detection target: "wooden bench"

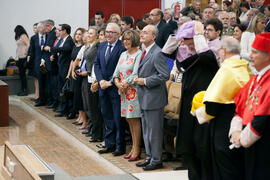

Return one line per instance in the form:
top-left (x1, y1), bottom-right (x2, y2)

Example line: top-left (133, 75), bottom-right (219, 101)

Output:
top-left (0, 80), bottom-right (8, 127)
top-left (1, 141), bottom-right (55, 180)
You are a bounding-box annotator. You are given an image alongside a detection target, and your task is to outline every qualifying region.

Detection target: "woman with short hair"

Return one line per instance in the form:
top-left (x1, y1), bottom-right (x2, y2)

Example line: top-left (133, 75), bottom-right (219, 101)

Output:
top-left (113, 30), bottom-right (142, 161)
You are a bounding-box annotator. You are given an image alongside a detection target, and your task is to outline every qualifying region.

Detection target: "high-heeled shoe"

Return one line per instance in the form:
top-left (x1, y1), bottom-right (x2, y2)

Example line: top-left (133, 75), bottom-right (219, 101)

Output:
top-left (128, 152), bottom-right (141, 162)
top-left (128, 154), bottom-right (141, 162)
top-left (124, 154), bottom-right (132, 159)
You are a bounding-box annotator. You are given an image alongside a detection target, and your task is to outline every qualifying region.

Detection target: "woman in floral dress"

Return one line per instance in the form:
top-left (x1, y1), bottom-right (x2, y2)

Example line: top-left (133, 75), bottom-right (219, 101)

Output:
top-left (113, 30), bottom-right (142, 161)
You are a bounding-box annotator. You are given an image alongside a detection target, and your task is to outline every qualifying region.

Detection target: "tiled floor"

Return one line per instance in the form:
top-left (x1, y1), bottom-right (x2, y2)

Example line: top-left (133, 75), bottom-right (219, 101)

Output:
top-left (0, 96), bottom-right (188, 179)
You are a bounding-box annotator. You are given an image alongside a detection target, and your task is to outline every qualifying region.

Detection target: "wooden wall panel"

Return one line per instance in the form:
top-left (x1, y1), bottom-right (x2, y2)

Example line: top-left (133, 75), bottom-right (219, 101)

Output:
top-left (89, 0), bottom-right (161, 25)
top-left (123, 0), bottom-right (161, 24)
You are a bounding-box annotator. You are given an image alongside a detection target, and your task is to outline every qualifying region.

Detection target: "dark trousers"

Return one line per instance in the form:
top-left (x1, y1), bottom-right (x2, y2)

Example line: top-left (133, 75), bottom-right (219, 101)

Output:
top-left (89, 84), bottom-right (104, 140)
top-left (50, 74), bottom-right (59, 105)
top-left (81, 77), bottom-right (90, 118)
top-left (38, 72), bottom-right (47, 103)
top-left (45, 71), bottom-right (54, 104)
top-left (18, 58), bottom-right (27, 91)
top-left (183, 122), bottom-right (213, 180)
top-left (99, 92), bottom-right (125, 150)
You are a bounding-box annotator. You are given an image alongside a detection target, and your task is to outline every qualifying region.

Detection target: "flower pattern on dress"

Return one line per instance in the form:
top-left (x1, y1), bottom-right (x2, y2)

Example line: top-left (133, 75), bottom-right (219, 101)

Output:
top-left (126, 69), bottom-right (133, 75)
top-left (128, 105), bottom-right (134, 112)
top-left (119, 72), bottom-right (124, 83)
top-left (120, 96), bottom-right (123, 104)
top-left (121, 108), bottom-right (126, 115)
top-left (125, 87), bottom-right (136, 101)
top-left (126, 58), bottom-right (134, 65)
top-left (119, 58), bottom-right (124, 65)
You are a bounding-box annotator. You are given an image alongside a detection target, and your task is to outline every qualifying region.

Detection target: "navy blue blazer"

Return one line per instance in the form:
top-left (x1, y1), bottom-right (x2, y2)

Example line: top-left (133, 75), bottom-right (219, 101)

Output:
top-left (28, 34), bottom-right (43, 76)
top-left (94, 40), bottom-right (125, 96)
top-left (51, 35), bottom-right (74, 78)
top-left (42, 27), bottom-right (56, 71)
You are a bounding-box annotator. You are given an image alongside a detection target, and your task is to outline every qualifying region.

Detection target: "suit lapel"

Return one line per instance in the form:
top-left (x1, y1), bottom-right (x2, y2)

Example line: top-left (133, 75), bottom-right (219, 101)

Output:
top-left (139, 44), bottom-right (156, 69)
top-left (105, 40), bottom-right (120, 67)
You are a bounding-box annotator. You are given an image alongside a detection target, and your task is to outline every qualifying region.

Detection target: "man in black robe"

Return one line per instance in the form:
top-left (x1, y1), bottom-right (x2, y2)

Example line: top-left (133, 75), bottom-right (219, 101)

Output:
top-left (175, 19), bottom-right (222, 180)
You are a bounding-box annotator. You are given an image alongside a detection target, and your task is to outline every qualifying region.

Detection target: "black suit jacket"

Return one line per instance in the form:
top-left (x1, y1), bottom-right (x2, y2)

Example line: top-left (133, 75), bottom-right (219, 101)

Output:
top-left (42, 27), bottom-right (56, 71)
top-left (258, 5), bottom-right (265, 14)
top-left (28, 34), bottom-right (43, 76)
top-left (156, 19), bottom-right (178, 48)
top-left (157, 20), bottom-right (166, 32)
top-left (51, 35), bottom-right (74, 78)
top-left (265, 18), bottom-right (270, 32)
top-left (94, 40), bottom-right (126, 97)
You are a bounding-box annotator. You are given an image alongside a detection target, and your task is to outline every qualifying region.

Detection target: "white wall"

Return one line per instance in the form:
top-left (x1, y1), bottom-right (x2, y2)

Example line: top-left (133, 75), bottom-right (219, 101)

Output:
top-left (0, 0), bottom-right (89, 69)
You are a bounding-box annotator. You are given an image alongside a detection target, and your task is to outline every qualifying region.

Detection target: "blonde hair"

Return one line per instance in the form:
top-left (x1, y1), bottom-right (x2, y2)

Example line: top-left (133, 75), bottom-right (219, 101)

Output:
top-left (246, 12), bottom-right (267, 34)
top-left (108, 14), bottom-right (121, 26)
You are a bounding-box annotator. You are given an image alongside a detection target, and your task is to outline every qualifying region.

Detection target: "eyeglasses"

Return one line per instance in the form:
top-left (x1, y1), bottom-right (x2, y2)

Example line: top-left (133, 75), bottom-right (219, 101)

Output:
top-left (105, 31), bottom-right (118, 34)
top-left (123, 38), bottom-right (131, 41)
top-left (205, 28), bottom-right (215, 32)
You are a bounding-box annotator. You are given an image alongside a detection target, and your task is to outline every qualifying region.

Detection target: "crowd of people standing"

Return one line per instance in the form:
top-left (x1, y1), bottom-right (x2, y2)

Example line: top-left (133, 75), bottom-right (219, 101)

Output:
top-left (13, 0), bottom-right (270, 178)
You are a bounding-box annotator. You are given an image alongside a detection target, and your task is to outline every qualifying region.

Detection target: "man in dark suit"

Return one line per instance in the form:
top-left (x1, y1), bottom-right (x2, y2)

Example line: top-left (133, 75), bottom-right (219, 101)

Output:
top-left (48, 25), bottom-right (62, 111)
top-left (48, 24), bottom-right (74, 116)
top-left (94, 23), bottom-right (126, 156)
top-left (256, 0), bottom-right (265, 13)
top-left (156, 16), bottom-right (178, 48)
top-left (28, 23), bottom-right (47, 106)
top-left (134, 25), bottom-right (170, 171)
top-left (42, 19), bottom-right (56, 108)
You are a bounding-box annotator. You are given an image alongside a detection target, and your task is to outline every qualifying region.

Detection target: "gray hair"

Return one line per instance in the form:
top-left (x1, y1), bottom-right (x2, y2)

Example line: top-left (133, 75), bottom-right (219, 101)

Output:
top-left (164, 8), bottom-right (174, 16)
top-left (221, 36), bottom-right (240, 54)
top-left (148, 24), bottom-right (159, 37)
top-left (88, 26), bottom-right (98, 35)
top-left (106, 22), bottom-right (121, 33)
top-left (179, 16), bottom-right (192, 23)
top-left (37, 22), bottom-right (44, 28)
top-left (218, 11), bottom-right (229, 20)
top-left (43, 19), bottom-right (55, 26)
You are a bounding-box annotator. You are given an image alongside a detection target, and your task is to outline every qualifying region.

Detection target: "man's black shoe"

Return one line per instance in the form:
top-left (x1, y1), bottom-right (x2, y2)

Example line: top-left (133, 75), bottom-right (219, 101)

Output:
top-left (89, 138), bottom-right (102, 143)
top-left (82, 130), bottom-right (90, 134)
top-left (55, 113), bottom-right (64, 117)
top-left (142, 163), bottom-right (163, 171)
top-left (66, 113), bottom-right (76, 120)
top-left (46, 103), bottom-right (57, 109)
top-left (136, 159), bottom-right (150, 167)
top-left (17, 91), bottom-right (28, 96)
top-left (112, 149), bottom-right (125, 156)
top-left (35, 102), bottom-right (45, 107)
top-left (97, 147), bottom-right (115, 154)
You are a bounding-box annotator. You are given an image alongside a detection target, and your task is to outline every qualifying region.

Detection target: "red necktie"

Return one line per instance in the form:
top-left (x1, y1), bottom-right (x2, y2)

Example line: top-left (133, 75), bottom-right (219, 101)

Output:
top-left (53, 39), bottom-right (59, 47)
top-left (140, 50), bottom-right (146, 63)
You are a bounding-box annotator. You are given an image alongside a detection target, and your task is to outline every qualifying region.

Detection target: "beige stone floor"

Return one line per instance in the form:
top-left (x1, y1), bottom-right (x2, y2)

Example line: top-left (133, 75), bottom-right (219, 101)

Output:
top-left (0, 98), bottom-right (123, 178)
top-left (0, 96), bottom-right (181, 178)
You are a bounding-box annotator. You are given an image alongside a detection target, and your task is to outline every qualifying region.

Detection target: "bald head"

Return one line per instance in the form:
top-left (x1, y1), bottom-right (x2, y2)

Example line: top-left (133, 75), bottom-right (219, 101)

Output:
top-left (140, 24), bottom-right (158, 47)
top-left (149, 8), bottom-right (163, 25)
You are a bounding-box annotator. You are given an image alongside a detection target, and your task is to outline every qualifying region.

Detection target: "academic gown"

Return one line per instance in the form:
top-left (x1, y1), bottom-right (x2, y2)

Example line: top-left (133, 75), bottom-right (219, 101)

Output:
top-left (176, 50), bottom-right (219, 180)
top-left (234, 69), bottom-right (270, 180)
top-left (202, 57), bottom-right (251, 180)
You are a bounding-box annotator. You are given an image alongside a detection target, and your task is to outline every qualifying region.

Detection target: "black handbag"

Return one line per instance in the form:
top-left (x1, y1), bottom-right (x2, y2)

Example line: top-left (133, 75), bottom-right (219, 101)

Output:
top-left (60, 80), bottom-right (72, 103)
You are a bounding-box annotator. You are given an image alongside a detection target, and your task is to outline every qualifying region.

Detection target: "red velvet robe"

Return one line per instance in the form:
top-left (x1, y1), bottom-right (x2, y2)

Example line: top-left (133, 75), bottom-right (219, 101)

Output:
top-left (234, 69), bottom-right (270, 180)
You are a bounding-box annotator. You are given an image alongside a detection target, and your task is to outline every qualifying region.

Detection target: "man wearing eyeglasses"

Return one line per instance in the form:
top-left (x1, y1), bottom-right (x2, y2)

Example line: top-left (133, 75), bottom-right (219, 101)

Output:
top-left (149, 8), bottom-right (166, 32)
top-left (94, 23), bottom-right (126, 156)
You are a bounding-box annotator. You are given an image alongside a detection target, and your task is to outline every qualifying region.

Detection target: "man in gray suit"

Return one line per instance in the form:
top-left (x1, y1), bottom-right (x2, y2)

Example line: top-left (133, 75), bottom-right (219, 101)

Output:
top-left (134, 25), bottom-right (170, 171)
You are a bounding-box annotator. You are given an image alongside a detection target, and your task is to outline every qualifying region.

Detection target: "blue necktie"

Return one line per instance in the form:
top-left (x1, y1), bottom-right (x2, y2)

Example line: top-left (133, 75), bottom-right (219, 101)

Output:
top-left (105, 45), bottom-right (112, 64)
top-left (41, 35), bottom-right (45, 46)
